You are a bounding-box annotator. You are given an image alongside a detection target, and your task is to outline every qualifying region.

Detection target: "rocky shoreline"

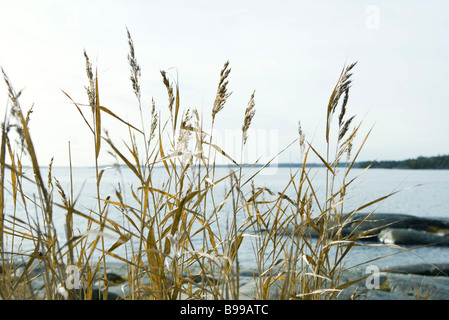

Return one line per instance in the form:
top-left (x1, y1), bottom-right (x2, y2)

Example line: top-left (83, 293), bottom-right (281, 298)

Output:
top-left (289, 212), bottom-right (449, 246)
top-left (2, 260), bottom-right (449, 300)
top-left (344, 213), bottom-right (449, 246)
top-left (2, 213), bottom-right (449, 300)
top-left (338, 263), bottom-right (449, 300)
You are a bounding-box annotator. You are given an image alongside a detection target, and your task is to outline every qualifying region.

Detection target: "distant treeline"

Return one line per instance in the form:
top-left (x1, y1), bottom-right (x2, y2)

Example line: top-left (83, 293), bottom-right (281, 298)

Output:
top-left (67, 155), bottom-right (449, 170)
top-left (356, 155), bottom-right (449, 170)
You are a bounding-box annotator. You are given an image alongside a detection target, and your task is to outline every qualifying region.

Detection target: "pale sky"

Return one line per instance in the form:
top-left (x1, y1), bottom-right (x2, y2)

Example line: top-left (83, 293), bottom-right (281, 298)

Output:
top-left (1, 0), bottom-right (448, 167)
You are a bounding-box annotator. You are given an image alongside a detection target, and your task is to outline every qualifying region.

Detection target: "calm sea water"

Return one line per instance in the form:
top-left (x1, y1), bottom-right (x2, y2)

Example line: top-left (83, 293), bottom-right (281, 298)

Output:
top-left (4, 166), bottom-right (449, 270)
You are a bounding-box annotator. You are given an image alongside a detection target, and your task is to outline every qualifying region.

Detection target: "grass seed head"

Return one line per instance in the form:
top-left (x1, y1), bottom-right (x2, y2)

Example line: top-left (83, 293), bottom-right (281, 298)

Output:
top-left (83, 50), bottom-right (96, 109)
top-left (212, 61), bottom-right (232, 124)
top-left (127, 28), bottom-right (141, 101)
top-left (161, 70), bottom-right (174, 115)
top-left (242, 90), bottom-right (256, 145)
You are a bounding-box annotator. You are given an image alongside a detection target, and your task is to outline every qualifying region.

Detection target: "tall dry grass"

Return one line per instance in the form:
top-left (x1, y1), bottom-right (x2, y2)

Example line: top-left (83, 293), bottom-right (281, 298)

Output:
top-left (0, 29), bottom-right (396, 300)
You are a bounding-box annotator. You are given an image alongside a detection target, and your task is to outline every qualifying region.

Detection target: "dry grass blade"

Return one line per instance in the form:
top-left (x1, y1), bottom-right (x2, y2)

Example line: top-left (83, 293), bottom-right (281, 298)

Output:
top-left (107, 233), bottom-right (132, 253)
top-left (158, 122), bottom-right (172, 176)
top-left (138, 186), bottom-right (178, 202)
top-left (0, 118), bottom-right (7, 253)
top-left (97, 105), bottom-right (143, 134)
top-left (63, 90), bottom-right (143, 135)
top-left (146, 225), bottom-right (164, 299)
top-left (61, 90), bottom-right (94, 134)
top-left (94, 69), bottom-right (101, 159)
top-left (202, 140), bottom-right (240, 167)
top-left (307, 142), bottom-right (335, 175)
top-left (104, 135), bottom-right (143, 182)
top-left (174, 78), bottom-right (180, 131)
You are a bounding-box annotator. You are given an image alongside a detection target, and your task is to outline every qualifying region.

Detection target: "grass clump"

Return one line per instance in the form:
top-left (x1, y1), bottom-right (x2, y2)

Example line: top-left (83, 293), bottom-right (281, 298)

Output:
top-left (0, 29), bottom-right (394, 300)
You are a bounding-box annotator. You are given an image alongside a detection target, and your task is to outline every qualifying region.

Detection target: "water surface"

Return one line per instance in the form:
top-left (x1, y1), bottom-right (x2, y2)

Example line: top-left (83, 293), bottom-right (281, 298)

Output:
top-left (4, 166), bottom-right (449, 270)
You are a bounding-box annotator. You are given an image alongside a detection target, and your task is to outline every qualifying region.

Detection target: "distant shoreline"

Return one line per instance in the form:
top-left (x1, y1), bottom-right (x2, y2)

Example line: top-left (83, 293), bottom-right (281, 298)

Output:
top-left (28, 154), bottom-right (449, 170)
top-left (355, 154), bottom-right (449, 170)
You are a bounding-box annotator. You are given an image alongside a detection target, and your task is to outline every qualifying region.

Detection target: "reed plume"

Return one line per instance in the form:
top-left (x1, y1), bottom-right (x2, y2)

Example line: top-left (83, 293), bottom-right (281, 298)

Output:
top-left (242, 90), bottom-right (256, 145)
top-left (212, 61), bottom-right (232, 125)
top-left (83, 50), bottom-right (96, 109)
top-left (326, 62), bottom-right (357, 143)
top-left (161, 70), bottom-right (174, 117)
top-left (127, 27), bottom-right (141, 101)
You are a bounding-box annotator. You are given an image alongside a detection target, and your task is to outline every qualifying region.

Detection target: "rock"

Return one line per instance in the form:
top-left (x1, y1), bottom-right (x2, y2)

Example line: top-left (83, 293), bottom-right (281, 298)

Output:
top-left (336, 263), bottom-right (449, 300)
top-left (8, 253), bottom-right (449, 300)
top-left (106, 272), bottom-right (126, 285)
top-left (381, 272), bottom-right (449, 300)
top-left (56, 286), bottom-right (123, 300)
top-left (89, 288), bottom-right (123, 300)
top-left (238, 277), bottom-right (295, 300)
top-left (343, 213), bottom-right (449, 237)
top-left (293, 213), bottom-right (449, 246)
top-left (193, 274), bottom-right (219, 285)
top-left (106, 281), bottom-right (132, 298)
top-left (382, 263), bottom-right (449, 277)
top-left (8, 261), bottom-right (128, 300)
top-left (352, 289), bottom-right (413, 300)
top-left (378, 228), bottom-right (449, 246)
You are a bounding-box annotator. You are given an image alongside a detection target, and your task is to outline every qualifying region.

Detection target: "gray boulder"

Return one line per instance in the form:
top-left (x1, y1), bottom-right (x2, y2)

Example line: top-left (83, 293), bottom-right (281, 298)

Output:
top-left (343, 213), bottom-right (449, 236)
top-left (378, 228), bottom-right (449, 246)
top-left (381, 272), bottom-right (449, 300)
top-left (382, 263), bottom-right (449, 277)
top-left (297, 213), bottom-right (449, 246)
